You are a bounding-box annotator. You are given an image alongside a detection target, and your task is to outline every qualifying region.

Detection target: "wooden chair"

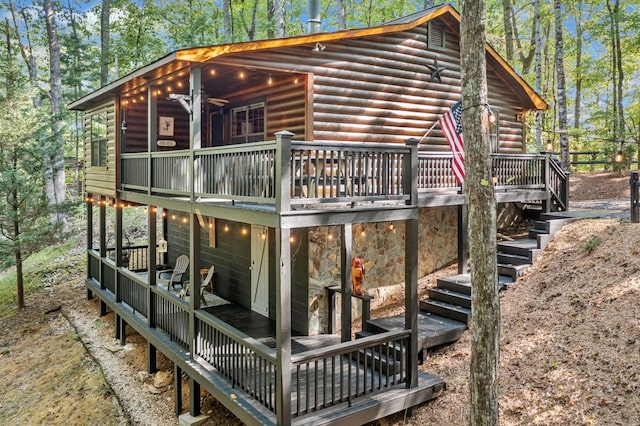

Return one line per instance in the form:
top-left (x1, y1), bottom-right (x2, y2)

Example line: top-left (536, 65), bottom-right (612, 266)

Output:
top-left (179, 265), bottom-right (215, 304)
top-left (157, 255), bottom-right (189, 290)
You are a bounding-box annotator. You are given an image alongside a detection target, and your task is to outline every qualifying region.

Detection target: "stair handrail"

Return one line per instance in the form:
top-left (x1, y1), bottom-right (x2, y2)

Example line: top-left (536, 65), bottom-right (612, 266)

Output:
top-left (546, 153), bottom-right (569, 211)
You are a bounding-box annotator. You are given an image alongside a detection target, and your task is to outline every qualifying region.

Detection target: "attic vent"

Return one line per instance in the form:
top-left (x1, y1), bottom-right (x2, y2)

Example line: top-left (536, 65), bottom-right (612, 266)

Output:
top-left (427, 20), bottom-right (446, 51)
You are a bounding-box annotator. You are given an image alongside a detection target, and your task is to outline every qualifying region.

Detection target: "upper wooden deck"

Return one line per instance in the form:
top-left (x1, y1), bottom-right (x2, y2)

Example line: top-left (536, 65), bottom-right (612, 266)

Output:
top-left (117, 133), bottom-right (567, 215)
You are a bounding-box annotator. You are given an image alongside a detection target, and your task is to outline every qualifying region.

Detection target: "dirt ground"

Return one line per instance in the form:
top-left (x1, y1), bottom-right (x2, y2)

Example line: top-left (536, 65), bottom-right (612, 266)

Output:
top-left (1, 171), bottom-right (638, 425)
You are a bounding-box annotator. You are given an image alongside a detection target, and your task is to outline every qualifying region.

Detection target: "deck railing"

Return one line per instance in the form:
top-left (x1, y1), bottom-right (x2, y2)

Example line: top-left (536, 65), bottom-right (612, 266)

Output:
top-left (119, 271), bottom-right (148, 316)
top-left (121, 135), bottom-right (416, 209)
top-left (122, 137), bottom-right (562, 210)
top-left (195, 311), bottom-right (277, 413)
top-left (152, 288), bottom-right (190, 348)
top-left (492, 154), bottom-right (546, 189)
top-left (290, 329), bottom-right (410, 416)
top-left (88, 250), bottom-right (101, 281)
top-left (105, 245), bottom-right (163, 272)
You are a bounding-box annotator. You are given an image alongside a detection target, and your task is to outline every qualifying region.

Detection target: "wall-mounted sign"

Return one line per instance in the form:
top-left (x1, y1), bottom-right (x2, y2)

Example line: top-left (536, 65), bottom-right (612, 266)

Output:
top-left (159, 116), bottom-right (174, 136)
top-left (157, 139), bottom-right (176, 147)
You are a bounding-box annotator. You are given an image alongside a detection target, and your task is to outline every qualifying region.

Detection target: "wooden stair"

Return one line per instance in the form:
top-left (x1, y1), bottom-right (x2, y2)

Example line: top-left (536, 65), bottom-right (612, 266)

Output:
top-left (359, 213), bottom-right (575, 362)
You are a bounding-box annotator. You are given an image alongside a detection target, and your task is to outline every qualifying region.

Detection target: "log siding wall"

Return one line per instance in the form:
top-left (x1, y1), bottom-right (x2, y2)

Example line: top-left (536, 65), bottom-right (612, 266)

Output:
top-left (209, 19), bottom-right (528, 153)
top-left (84, 102), bottom-right (117, 197)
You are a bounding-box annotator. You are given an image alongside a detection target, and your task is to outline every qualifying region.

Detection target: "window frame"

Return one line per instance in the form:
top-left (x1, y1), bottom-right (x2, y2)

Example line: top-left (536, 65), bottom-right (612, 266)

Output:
top-left (230, 101), bottom-right (266, 145)
top-left (90, 111), bottom-right (108, 167)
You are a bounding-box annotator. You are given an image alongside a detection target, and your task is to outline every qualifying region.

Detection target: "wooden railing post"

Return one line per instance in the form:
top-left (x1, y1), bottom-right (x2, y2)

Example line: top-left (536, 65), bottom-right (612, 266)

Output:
top-left (148, 204), bottom-right (157, 328)
top-left (543, 152), bottom-right (551, 213)
top-left (404, 138), bottom-right (419, 205)
top-left (631, 171), bottom-right (640, 223)
top-left (275, 130), bottom-right (294, 213)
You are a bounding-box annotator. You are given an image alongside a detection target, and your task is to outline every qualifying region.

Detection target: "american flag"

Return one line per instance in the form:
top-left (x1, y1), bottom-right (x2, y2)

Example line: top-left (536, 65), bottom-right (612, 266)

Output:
top-left (439, 101), bottom-right (464, 184)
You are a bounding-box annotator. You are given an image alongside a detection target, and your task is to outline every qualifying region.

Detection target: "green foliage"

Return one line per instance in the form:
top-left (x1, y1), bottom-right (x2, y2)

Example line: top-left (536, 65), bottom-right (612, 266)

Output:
top-left (581, 234), bottom-right (602, 254)
top-left (0, 239), bottom-right (76, 316)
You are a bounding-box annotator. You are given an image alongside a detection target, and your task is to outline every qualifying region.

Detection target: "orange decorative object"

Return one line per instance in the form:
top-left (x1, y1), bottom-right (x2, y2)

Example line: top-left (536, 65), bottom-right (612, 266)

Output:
top-left (351, 257), bottom-right (366, 296)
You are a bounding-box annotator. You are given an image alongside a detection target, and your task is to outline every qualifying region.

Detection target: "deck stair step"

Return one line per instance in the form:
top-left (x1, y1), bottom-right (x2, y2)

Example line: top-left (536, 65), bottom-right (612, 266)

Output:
top-left (427, 287), bottom-right (471, 309)
top-left (436, 274), bottom-right (471, 295)
top-left (419, 299), bottom-right (471, 325)
top-left (363, 312), bottom-right (467, 352)
top-left (497, 252), bottom-right (532, 266)
top-left (497, 262), bottom-right (530, 281)
top-left (497, 238), bottom-right (540, 261)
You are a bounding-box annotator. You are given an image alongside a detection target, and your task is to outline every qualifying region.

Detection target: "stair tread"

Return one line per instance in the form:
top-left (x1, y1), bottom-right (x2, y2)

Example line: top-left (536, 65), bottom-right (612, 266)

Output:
top-left (429, 287), bottom-right (471, 300)
top-left (366, 311), bottom-right (466, 338)
top-left (497, 238), bottom-right (539, 250)
top-left (422, 299), bottom-right (471, 313)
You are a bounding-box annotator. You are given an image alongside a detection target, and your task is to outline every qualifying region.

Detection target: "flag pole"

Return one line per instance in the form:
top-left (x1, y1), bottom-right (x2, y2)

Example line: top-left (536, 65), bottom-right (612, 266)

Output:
top-left (418, 120), bottom-right (439, 144)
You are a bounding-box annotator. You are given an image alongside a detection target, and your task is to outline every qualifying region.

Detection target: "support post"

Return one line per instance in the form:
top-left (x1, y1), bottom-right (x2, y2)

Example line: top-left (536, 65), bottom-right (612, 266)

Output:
top-left (189, 377), bottom-right (201, 416)
top-left (405, 216), bottom-right (419, 388)
top-left (99, 196), bottom-right (107, 290)
top-left (275, 227), bottom-right (292, 426)
top-left (86, 195), bottom-right (94, 300)
top-left (147, 85), bottom-right (158, 195)
top-left (275, 131), bottom-right (294, 213)
top-left (147, 342), bottom-right (157, 373)
top-left (189, 210), bottom-right (201, 356)
top-left (148, 205), bottom-right (157, 328)
top-left (189, 66), bottom-right (202, 201)
top-left (115, 200), bottom-right (123, 303)
top-left (114, 313), bottom-right (120, 339)
top-left (340, 224), bottom-right (353, 343)
top-left (174, 364), bottom-right (183, 415)
top-left (631, 171), bottom-right (639, 223)
top-left (457, 200), bottom-right (468, 274)
top-left (119, 318), bottom-right (126, 345)
top-left (404, 138), bottom-right (419, 205)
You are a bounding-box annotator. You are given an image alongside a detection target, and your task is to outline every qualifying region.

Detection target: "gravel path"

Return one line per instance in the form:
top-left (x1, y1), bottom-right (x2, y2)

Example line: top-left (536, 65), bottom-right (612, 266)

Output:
top-left (63, 293), bottom-right (179, 426)
top-left (568, 198), bottom-right (630, 220)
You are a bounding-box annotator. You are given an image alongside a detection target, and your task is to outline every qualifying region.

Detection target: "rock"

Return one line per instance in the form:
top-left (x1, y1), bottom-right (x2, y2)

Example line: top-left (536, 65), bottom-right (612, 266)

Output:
top-left (136, 371), bottom-right (150, 383)
top-left (153, 370), bottom-right (173, 388)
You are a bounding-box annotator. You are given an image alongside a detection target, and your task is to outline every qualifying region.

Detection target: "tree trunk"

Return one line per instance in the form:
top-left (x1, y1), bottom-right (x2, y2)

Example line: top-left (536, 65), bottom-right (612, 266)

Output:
top-left (572, 0), bottom-right (583, 160)
top-left (534, 0), bottom-right (543, 152)
top-left (554, 0), bottom-right (569, 173)
top-left (501, 0), bottom-right (514, 61)
top-left (338, 0), bottom-right (346, 30)
top-left (100, 0), bottom-right (110, 87)
top-left (8, 0), bottom-right (41, 108)
top-left (223, 0), bottom-right (232, 42)
top-left (460, 0), bottom-right (500, 425)
top-left (44, 0), bottom-right (70, 231)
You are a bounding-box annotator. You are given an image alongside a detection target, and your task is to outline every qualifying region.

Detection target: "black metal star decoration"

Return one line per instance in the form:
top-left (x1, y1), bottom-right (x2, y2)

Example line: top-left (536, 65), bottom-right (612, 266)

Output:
top-left (427, 57), bottom-right (446, 83)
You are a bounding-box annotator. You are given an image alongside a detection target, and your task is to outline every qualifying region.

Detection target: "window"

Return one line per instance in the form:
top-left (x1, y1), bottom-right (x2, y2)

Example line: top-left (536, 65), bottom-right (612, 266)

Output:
top-left (427, 21), bottom-right (446, 51)
top-left (91, 112), bottom-right (107, 167)
top-left (231, 102), bottom-right (265, 144)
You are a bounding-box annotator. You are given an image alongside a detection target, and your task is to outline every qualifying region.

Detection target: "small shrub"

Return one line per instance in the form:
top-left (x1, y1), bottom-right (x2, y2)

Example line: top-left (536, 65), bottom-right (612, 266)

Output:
top-left (582, 234), bottom-right (602, 254)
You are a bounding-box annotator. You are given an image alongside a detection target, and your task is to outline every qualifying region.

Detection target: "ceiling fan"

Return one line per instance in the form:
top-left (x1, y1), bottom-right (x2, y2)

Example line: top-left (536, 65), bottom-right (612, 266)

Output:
top-left (206, 97), bottom-right (229, 107)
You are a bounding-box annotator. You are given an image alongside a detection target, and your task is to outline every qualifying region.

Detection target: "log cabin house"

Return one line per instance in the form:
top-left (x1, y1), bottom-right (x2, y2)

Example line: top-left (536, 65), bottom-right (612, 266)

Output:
top-left (70, 4), bottom-right (566, 425)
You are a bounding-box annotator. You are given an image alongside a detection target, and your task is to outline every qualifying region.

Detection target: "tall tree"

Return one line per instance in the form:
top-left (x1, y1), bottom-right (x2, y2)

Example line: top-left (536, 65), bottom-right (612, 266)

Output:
top-left (460, 0), bottom-right (499, 424)
top-left (7, 0), bottom-right (41, 108)
top-left (100, 0), bottom-right (110, 86)
top-left (0, 22), bottom-right (55, 310)
top-left (606, 0), bottom-right (625, 156)
top-left (533, 0), bottom-right (543, 152)
top-left (554, 0), bottom-right (570, 172)
top-left (43, 0), bottom-right (70, 230)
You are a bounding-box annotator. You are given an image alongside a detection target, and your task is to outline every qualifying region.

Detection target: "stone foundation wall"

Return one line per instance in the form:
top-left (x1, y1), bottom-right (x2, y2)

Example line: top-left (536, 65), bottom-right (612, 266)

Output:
top-left (307, 206), bottom-right (459, 335)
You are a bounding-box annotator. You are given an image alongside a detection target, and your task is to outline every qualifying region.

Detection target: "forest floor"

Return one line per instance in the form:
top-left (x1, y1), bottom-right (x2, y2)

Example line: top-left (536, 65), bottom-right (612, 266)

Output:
top-left (1, 171), bottom-right (639, 425)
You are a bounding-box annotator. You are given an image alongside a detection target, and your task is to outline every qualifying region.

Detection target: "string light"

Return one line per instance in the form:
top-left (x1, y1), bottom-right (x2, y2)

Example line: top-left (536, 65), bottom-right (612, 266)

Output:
top-left (241, 227), bottom-right (248, 236)
top-left (224, 224), bottom-right (229, 232)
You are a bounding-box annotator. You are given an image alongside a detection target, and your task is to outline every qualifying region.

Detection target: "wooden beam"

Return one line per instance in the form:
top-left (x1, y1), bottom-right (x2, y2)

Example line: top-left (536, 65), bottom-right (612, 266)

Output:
top-left (86, 196), bottom-right (94, 300)
top-left (457, 202), bottom-right (468, 274)
top-left (341, 224), bottom-right (353, 343)
top-left (404, 217), bottom-right (418, 388)
top-left (275, 227), bottom-right (292, 426)
top-left (174, 363), bottom-right (183, 415)
top-left (189, 210), bottom-right (202, 353)
top-left (189, 377), bottom-right (201, 416)
top-left (147, 204), bottom-right (157, 328)
top-left (147, 342), bottom-right (157, 374)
